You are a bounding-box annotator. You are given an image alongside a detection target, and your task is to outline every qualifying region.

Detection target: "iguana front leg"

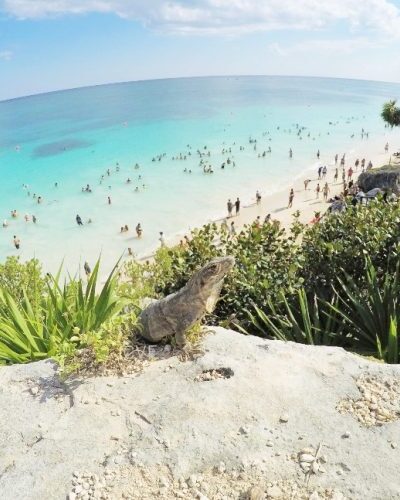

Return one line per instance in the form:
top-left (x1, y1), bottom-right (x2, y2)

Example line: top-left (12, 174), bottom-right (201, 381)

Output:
top-left (174, 311), bottom-right (201, 347)
top-left (175, 330), bottom-right (186, 347)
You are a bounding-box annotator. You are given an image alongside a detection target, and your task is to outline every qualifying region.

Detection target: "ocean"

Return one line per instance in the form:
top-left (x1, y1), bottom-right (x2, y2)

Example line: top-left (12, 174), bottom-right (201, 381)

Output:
top-left (0, 75), bottom-right (399, 275)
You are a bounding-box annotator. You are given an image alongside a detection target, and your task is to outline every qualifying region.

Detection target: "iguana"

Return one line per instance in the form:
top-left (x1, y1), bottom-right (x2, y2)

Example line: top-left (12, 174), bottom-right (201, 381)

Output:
top-left (138, 256), bottom-right (235, 346)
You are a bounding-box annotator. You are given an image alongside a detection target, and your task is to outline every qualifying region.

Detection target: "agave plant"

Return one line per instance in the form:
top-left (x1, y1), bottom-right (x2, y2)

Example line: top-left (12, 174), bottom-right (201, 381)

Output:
top-left (328, 259), bottom-right (400, 363)
top-left (0, 259), bottom-right (126, 365)
top-left (246, 288), bottom-right (343, 346)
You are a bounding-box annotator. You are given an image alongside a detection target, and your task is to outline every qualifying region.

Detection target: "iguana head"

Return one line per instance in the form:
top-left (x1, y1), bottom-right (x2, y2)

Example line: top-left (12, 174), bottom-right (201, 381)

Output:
top-left (189, 256), bottom-right (235, 312)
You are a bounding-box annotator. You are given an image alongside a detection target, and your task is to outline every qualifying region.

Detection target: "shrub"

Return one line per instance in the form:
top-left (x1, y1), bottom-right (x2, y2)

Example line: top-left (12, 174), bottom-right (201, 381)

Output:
top-left (0, 256), bottom-right (45, 312)
top-left (300, 199), bottom-right (400, 295)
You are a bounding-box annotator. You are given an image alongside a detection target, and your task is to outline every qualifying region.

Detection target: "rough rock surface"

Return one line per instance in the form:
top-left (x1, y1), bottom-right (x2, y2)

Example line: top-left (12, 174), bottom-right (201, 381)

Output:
top-left (358, 164), bottom-right (400, 194)
top-left (0, 328), bottom-right (399, 500)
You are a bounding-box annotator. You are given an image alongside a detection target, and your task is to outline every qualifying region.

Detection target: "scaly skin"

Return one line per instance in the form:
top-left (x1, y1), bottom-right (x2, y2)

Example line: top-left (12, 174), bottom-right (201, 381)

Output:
top-left (138, 256), bottom-right (235, 345)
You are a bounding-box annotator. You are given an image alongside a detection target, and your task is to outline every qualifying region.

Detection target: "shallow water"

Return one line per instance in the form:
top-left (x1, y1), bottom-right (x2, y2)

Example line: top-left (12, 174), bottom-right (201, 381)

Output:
top-left (0, 76), bottom-right (399, 275)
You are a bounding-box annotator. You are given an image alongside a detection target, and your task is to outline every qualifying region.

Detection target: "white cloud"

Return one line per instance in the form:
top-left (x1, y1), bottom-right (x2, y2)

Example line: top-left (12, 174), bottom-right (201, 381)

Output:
top-left (1, 0), bottom-right (400, 36)
top-left (0, 50), bottom-right (12, 60)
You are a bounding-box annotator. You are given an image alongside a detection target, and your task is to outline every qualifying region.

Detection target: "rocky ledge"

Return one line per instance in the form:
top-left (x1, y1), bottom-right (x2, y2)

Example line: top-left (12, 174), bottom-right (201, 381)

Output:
top-left (0, 328), bottom-right (399, 500)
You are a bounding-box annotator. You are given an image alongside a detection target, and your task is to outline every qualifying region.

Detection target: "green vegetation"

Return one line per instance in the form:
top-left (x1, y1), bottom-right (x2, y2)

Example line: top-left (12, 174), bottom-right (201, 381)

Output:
top-left (382, 100), bottom-right (400, 128)
top-left (0, 259), bottom-right (127, 366)
top-left (121, 198), bottom-right (400, 363)
top-left (0, 195), bottom-right (399, 370)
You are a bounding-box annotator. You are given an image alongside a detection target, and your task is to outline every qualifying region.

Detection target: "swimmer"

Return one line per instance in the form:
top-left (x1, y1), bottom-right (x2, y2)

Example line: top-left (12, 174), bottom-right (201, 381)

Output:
top-left (84, 261), bottom-right (91, 277)
top-left (13, 235), bottom-right (20, 250)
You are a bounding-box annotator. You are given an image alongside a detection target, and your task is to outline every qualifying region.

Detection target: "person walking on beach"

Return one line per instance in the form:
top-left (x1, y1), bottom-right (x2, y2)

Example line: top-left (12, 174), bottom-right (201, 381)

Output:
top-left (347, 167), bottom-right (353, 180)
top-left (136, 223), bottom-right (143, 238)
top-left (318, 166), bottom-right (322, 179)
top-left (289, 148), bottom-right (293, 158)
top-left (256, 190), bottom-right (261, 205)
top-left (230, 221), bottom-right (236, 236)
top-left (385, 142), bottom-right (389, 152)
top-left (227, 199), bottom-right (233, 217)
top-left (323, 183), bottom-right (330, 201)
top-left (322, 166), bottom-right (327, 178)
top-left (335, 153), bottom-right (338, 164)
top-left (315, 184), bottom-right (321, 199)
top-left (235, 197), bottom-right (240, 215)
top-left (76, 214), bottom-right (83, 226)
top-left (159, 231), bottom-right (166, 247)
top-left (334, 168), bottom-right (338, 182)
top-left (221, 219), bottom-right (229, 233)
top-left (13, 235), bottom-right (20, 250)
top-left (304, 179), bottom-right (311, 190)
top-left (288, 188), bottom-right (294, 208)
top-left (84, 261), bottom-right (91, 277)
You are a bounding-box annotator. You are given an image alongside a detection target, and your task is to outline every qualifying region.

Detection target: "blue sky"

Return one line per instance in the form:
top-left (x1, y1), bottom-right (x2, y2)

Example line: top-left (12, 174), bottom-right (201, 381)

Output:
top-left (1, 0), bottom-right (400, 101)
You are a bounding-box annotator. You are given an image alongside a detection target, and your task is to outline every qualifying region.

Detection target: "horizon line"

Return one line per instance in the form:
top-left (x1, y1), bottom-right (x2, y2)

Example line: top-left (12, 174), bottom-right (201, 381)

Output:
top-left (2, 73), bottom-right (400, 104)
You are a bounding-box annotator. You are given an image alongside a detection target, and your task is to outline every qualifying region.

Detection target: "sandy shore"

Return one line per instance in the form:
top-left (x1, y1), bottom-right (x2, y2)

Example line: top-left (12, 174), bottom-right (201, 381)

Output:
top-left (214, 148), bottom-right (396, 232)
top-left (134, 144), bottom-right (395, 265)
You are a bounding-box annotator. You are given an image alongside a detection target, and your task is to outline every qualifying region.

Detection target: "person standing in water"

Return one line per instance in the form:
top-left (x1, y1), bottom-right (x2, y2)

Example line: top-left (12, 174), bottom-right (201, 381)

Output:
top-left (315, 184), bottom-right (321, 199)
top-left (136, 223), bottom-right (143, 238)
top-left (159, 232), bottom-right (165, 247)
top-left (76, 214), bottom-right (83, 226)
top-left (13, 235), bottom-right (20, 249)
top-left (84, 261), bottom-right (91, 277)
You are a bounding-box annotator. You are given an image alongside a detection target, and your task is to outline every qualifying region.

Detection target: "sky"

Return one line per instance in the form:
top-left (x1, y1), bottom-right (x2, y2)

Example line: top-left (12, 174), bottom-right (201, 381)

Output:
top-left (0, 0), bottom-right (400, 101)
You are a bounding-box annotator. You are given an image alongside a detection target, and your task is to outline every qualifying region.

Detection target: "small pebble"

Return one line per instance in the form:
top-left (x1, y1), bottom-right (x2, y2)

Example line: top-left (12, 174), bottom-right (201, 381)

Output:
top-left (279, 414), bottom-right (289, 423)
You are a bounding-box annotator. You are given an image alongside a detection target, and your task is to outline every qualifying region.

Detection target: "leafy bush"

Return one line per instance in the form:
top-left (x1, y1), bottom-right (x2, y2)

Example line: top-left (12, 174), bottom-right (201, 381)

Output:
top-left (300, 199), bottom-right (400, 295)
top-left (128, 218), bottom-right (303, 328)
top-left (0, 256), bottom-right (45, 312)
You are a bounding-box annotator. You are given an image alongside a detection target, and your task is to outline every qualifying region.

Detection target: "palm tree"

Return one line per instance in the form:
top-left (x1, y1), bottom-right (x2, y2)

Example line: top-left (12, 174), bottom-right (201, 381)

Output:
top-left (381, 100), bottom-right (400, 128)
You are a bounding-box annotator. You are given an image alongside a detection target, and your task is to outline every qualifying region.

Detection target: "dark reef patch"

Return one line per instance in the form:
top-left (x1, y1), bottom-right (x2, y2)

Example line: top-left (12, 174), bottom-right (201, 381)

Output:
top-left (32, 139), bottom-right (93, 158)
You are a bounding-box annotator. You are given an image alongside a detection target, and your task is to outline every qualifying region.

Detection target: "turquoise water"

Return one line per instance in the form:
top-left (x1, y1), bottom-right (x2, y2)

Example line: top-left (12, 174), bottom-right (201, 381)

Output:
top-left (0, 76), bottom-right (399, 274)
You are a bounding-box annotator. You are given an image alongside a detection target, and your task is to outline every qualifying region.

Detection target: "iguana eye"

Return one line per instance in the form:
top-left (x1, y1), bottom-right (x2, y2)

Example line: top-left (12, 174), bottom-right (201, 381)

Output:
top-left (209, 264), bottom-right (218, 273)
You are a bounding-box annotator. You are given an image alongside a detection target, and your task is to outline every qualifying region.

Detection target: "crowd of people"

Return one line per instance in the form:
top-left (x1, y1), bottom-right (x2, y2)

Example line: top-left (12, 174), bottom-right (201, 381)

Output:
top-left (4, 118), bottom-right (390, 258)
